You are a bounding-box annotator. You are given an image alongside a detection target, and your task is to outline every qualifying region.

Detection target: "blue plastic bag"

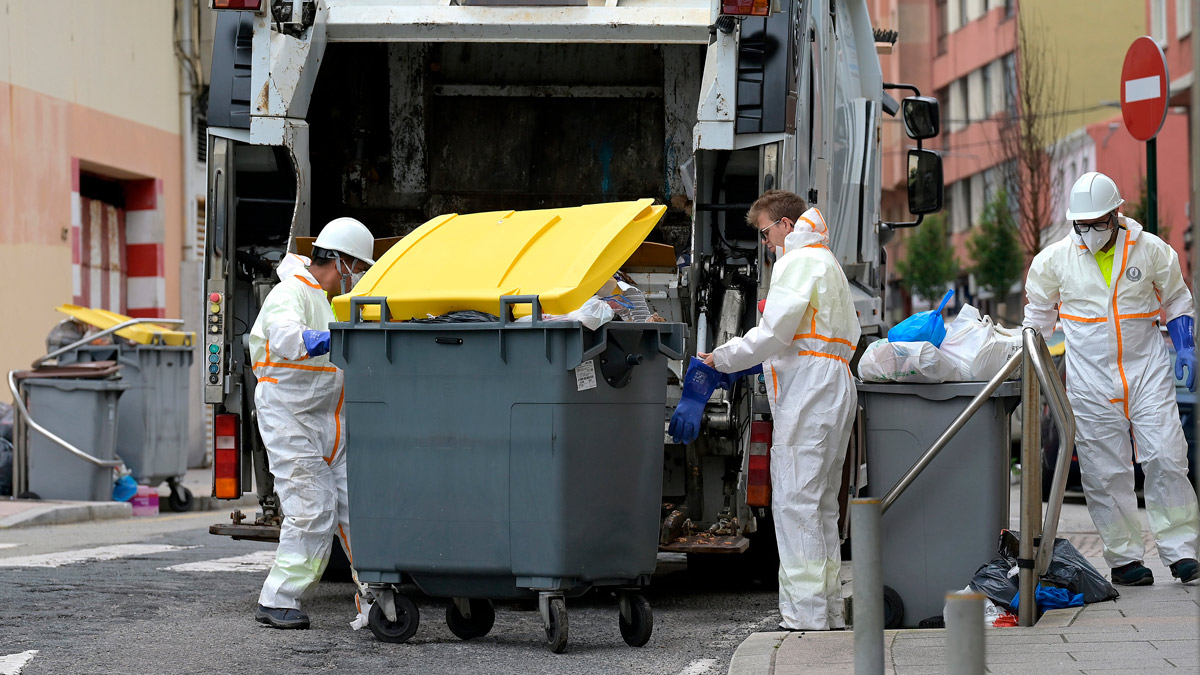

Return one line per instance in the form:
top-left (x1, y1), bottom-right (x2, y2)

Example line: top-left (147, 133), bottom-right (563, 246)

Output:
top-left (888, 289), bottom-right (954, 347)
top-left (1009, 584), bottom-right (1084, 612)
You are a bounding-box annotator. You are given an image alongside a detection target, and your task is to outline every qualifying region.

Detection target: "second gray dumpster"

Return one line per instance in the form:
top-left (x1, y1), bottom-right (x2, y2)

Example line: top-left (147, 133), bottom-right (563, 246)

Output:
top-left (58, 342), bottom-right (195, 509)
top-left (858, 380), bottom-right (1021, 628)
top-left (332, 296), bottom-right (684, 652)
top-left (22, 377), bottom-right (127, 502)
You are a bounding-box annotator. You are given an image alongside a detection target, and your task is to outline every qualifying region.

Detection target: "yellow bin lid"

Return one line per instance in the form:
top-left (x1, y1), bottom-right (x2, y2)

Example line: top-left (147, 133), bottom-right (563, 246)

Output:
top-left (56, 305), bottom-right (195, 346)
top-left (333, 199), bottom-right (667, 322)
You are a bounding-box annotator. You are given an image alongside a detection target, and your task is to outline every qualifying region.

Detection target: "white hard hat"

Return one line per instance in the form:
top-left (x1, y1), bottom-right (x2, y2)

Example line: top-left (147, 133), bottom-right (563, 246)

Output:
top-left (313, 217), bottom-right (375, 265)
top-left (1064, 172), bottom-right (1124, 221)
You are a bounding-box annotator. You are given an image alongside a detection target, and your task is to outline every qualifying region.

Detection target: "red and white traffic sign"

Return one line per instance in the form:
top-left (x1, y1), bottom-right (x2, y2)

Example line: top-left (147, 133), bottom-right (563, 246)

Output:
top-left (1120, 36), bottom-right (1170, 142)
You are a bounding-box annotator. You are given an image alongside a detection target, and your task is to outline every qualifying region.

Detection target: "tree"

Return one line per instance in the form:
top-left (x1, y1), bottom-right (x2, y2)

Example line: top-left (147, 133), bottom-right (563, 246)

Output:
top-left (1122, 176), bottom-right (1170, 242)
top-left (896, 213), bottom-right (958, 306)
top-left (967, 189), bottom-right (1023, 318)
top-left (995, 9), bottom-right (1068, 259)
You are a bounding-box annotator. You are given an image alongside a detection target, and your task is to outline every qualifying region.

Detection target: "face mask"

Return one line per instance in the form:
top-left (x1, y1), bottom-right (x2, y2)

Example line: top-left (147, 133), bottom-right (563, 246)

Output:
top-left (337, 258), bottom-right (363, 295)
top-left (1079, 227), bottom-right (1112, 255)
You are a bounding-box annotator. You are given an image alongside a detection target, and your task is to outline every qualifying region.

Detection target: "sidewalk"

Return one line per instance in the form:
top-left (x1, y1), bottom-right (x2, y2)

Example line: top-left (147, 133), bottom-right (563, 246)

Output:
top-left (728, 489), bottom-right (1200, 674)
top-left (0, 467), bottom-right (258, 529)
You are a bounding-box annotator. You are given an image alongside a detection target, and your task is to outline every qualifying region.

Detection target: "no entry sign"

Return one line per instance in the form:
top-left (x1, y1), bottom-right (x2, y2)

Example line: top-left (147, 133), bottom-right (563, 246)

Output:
top-left (1120, 36), bottom-right (1169, 142)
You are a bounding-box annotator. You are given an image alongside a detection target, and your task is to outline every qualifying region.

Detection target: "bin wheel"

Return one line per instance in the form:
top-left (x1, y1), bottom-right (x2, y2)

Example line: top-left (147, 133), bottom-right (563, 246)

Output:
top-left (544, 597), bottom-right (568, 654)
top-left (168, 486), bottom-right (194, 512)
top-left (446, 599), bottom-right (495, 640)
top-left (883, 585), bottom-right (905, 629)
top-left (369, 595), bottom-right (419, 643)
top-left (618, 594), bottom-right (653, 647)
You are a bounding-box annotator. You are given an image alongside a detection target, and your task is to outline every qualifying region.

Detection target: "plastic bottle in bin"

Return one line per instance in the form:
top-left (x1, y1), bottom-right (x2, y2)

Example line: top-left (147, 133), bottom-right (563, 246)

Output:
top-left (131, 485), bottom-right (159, 516)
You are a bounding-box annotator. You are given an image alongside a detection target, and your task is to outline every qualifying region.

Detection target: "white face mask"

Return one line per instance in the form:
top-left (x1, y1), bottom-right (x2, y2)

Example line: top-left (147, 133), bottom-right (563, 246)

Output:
top-left (1079, 227), bottom-right (1112, 255)
top-left (337, 258), bottom-right (365, 294)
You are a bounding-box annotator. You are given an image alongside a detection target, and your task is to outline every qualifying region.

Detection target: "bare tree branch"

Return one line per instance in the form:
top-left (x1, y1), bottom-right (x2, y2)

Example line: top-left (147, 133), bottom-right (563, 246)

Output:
top-left (994, 8), bottom-right (1068, 260)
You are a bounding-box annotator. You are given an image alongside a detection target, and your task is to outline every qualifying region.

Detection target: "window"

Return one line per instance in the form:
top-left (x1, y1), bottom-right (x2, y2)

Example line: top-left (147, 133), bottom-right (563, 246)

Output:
top-left (936, 85), bottom-right (951, 149)
top-left (1152, 0), bottom-right (1168, 46)
top-left (1179, 0), bottom-right (1192, 39)
top-left (981, 64), bottom-right (992, 118)
top-left (937, 0), bottom-right (949, 55)
top-left (949, 78), bottom-right (968, 133)
top-left (1005, 0), bottom-right (1013, 17)
top-left (959, 0), bottom-right (968, 29)
top-left (967, 69), bottom-right (984, 123)
top-left (1003, 53), bottom-right (1017, 117)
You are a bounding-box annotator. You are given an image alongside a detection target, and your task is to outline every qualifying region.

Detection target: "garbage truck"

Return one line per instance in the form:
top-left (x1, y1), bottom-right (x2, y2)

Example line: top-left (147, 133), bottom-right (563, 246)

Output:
top-left (202, 0), bottom-right (944, 571)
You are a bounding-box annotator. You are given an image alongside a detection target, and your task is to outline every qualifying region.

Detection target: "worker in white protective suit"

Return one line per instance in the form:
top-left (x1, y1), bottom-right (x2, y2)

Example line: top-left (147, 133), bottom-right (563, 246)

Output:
top-left (1024, 172), bottom-right (1199, 586)
top-left (251, 217), bottom-right (377, 629)
top-left (700, 190), bottom-right (861, 630)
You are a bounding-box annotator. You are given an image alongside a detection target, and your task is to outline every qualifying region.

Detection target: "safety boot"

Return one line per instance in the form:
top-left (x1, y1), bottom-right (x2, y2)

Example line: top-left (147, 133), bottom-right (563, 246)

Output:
top-left (1110, 561), bottom-right (1154, 586)
top-left (1170, 558), bottom-right (1199, 583)
top-left (255, 605), bottom-right (311, 629)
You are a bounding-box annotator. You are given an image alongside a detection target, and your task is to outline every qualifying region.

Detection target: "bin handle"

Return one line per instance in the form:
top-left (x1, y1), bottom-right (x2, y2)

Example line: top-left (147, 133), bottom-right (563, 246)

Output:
top-left (6, 371), bottom-right (127, 479)
top-left (349, 296), bottom-right (392, 325)
top-left (498, 295), bottom-right (543, 327)
top-left (34, 318), bottom-right (185, 369)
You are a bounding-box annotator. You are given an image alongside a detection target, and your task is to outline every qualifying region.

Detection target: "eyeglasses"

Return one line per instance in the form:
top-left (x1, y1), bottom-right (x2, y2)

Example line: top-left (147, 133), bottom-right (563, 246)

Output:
top-left (759, 218), bottom-right (785, 242)
top-left (1074, 213), bottom-right (1116, 232)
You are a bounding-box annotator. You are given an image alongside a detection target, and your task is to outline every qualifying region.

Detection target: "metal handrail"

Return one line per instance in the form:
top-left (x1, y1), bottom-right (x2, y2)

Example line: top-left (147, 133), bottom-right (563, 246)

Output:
top-left (880, 350), bottom-right (1022, 514)
top-left (1027, 330), bottom-right (1076, 574)
top-left (33, 318), bottom-right (186, 369)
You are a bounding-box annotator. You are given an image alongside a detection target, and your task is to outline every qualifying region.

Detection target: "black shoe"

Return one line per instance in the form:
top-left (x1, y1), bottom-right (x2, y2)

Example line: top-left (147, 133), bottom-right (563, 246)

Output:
top-left (1170, 558), bottom-right (1200, 583)
top-left (255, 604), bottom-right (310, 629)
top-left (1111, 561), bottom-right (1154, 586)
top-left (776, 624), bottom-right (805, 633)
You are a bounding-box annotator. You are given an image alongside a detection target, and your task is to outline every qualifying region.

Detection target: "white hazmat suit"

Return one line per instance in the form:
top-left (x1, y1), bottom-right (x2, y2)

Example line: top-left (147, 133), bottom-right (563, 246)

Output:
top-left (251, 253), bottom-right (356, 611)
top-left (711, 207), bottom-right (861, 630)
top-left (1024, 216), bottom-right (1200, 568)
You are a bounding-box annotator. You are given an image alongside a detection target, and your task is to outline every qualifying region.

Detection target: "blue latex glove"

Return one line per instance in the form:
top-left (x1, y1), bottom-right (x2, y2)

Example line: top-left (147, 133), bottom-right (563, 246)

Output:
top-left (1168, 316), bottom-right (1196, 393)
top-left (302, 330), bottom-right (331, 357)
top-left (718, 363), bottom-right (764, 390)
top-left (1009, 585), bottom-right (1084, 612)
top-left (669, 357), bottom-right (725, 444)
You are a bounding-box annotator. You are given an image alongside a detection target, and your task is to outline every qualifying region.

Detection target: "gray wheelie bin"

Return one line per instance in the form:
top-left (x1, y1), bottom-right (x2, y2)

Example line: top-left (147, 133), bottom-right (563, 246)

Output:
top-left (21, 376), bottom-right (127, 502)
top-left (57, 340), bottom-right (196, 511)
top-left (858, 380), bottom-right (1021, 628)
top-left (331, 295), bottom-right (685, 653)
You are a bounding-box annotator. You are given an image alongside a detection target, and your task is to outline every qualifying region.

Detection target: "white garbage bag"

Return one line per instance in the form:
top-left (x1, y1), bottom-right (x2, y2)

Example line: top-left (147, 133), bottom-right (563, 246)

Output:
top-left (857, 339), bottom-right (957, 384)
top-left (515, 296), bottom-right (615, 331)
top-left (939, 304), bottom-right (1022, 381)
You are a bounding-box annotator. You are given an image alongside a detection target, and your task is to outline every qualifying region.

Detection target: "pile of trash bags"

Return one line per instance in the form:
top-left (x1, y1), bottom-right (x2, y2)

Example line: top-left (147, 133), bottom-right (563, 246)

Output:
top-left (859, 290), bottom-right (1023, 384)
top-left (943, 530), bottom-right (1119, 628)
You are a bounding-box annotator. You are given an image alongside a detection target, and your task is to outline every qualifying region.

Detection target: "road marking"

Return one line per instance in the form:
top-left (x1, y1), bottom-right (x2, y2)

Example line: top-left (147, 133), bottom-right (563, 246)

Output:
top-left (162, 550), bottom-right (276, 573)
top-left (0, 544), bottom-right (194, 568)
top-left (0, 651), bottom-right (38, 675)
top-left (0, 544), bottom-right (23, 550)
top-left (677, 658), bottom-right (718, 675)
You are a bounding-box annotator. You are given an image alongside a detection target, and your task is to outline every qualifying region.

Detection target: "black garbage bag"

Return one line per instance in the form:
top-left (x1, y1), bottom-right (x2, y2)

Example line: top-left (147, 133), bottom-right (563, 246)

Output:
top-left (986, 530), bottom-right (1119, 605)
top-left (408, 311), bottom-right (500, 324)
top-left (0, 401), bottom-right (11, 443)
top-left (970, 554), bottom-right (1019, 609)
top-left (0, 436), bottom-right (12, 498)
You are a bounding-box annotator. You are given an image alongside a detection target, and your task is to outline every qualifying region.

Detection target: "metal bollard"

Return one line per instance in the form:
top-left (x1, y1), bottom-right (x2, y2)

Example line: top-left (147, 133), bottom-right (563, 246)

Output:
top-left (945, 591), bottom-right (986, 675)
top-left (851, 498), bottom-right (884, 675)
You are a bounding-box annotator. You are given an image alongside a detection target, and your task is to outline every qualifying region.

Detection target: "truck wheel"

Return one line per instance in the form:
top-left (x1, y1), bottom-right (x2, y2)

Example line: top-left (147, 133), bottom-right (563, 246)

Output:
top-left (446, 599), bottom-right (495, 640)
top-left (618, 594), bottom-right (653, 647)
top-left (883, 585), bottom-right (904, 629)
top-left (168, 486), bottom-right (194, 512)
top-left (369, 595), bottom-right (419, 643)
top-left (544, 597), bottom-right (568, 654)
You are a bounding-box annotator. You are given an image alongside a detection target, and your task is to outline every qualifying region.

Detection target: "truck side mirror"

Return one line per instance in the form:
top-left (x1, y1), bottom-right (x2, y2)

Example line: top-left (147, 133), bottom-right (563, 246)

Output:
top-left (901, 96), bottom-right (940, 140)
top-left (908, 149), bottom-right (944, 215)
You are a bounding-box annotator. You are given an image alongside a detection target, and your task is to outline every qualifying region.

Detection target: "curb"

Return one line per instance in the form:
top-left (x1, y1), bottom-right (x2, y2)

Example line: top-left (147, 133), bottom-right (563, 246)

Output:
top-left (727, 631), bottom-right (787, 675)
top-left (0, 501), bottom-right (132, 529)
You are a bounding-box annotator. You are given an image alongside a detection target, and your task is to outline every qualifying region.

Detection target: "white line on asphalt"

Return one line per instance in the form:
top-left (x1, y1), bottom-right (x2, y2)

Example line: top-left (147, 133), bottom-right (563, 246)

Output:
top-left (0, 650), bottom-right (38, 675)
top-left (161, 550), bottom-right (276, 573)
top-left (677, 658), bottom-right (718, 675)
top-left (0, 544), bottom-right (195, 568)
top-left (0, 544), bottom-right (23, 550)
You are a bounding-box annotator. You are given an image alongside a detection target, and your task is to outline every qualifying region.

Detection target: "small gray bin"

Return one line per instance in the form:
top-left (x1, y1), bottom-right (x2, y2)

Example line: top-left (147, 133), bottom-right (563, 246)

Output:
top-left (858, 380), bottom-right (1021, 628)
top-left (23, 377), bottom-right (126, 502)
top-left (58, 344), bottom-right (193, 487)
top-left (331, 296), bottom-right (684, 648)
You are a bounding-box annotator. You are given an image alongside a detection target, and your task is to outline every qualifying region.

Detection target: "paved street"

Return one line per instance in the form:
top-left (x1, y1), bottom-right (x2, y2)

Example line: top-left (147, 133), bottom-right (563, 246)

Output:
top-left (0, 512), bottom-right (779, 675)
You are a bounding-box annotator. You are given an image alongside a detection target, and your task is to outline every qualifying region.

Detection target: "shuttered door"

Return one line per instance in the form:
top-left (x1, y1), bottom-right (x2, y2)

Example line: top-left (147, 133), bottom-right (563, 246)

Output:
top-left (77, 197), bottom-right (127, 313)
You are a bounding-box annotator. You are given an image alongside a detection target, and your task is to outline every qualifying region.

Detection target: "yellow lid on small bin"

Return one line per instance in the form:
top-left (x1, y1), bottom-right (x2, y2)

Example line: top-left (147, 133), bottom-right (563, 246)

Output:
top-left (332, 199), bottom-right (667, 322)
top-left (56, 305), bottom-right (195, 346)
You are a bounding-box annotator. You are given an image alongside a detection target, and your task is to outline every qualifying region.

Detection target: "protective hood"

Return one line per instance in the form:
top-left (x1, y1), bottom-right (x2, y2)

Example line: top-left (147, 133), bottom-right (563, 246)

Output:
top-left (782, 207), bottom-right (831, 251)
top-left (277, 252), bottom-right (314, 283)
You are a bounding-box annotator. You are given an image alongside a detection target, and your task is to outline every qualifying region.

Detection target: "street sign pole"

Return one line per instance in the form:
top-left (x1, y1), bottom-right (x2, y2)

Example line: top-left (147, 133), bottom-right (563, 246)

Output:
top-left (1147, 137), bottom-right (1157, 234)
